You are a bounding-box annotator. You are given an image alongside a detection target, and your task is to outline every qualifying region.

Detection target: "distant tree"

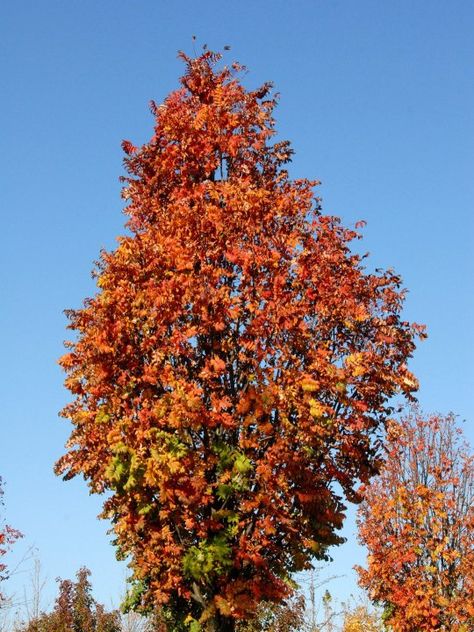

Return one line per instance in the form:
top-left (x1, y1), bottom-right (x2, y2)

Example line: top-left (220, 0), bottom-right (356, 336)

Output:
top-left (18, 567), bottom-right (121, 632)
top-left (341, 599), bottom-right (383, 632)
top-left (237, 593), bottom-right (306, 632)
top-left (121, 609), bottom-right (163, 632)
top-left (356, 411), bottom-right (474, 631)
top-left (0, 477), bottom-right (21, 603)
top-left (57, 50), bottom-right (424, 629)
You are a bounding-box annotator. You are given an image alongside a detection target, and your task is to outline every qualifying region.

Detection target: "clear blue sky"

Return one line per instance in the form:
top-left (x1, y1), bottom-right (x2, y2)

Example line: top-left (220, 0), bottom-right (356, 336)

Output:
top-left (1, 0), bottom-right (473, 614)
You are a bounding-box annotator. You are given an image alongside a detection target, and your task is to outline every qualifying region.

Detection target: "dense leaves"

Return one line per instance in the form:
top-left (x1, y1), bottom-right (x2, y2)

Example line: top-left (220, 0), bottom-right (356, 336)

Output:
top-left (18, 567), bottom-right (121, 632)
top-left (57, 51), bottom-right (424, 626)
top-left (356, 411), bottom-right (474, 631)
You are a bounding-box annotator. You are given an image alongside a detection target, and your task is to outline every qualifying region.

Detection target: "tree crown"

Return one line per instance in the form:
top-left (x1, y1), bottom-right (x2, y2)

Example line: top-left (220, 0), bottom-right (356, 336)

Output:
top-left (57, 50), bottom-right (424, 626)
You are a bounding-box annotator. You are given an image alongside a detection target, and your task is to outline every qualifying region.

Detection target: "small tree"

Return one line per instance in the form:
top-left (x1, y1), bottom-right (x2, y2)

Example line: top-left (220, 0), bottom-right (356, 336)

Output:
top-left (57, 50), bottom-right (424, 629)
top-left (0, 477), bottom-right (21, 604)
top-left (121, 609), bottom-right (161, 632)
top-left (356, 411), bottom-right (474, 631)
top-left (237, 593), bottom-right (306, 632)
top-left (341, 599), bottom-right (383, 632)
top-left (18, 567), bottom-right (121, 632)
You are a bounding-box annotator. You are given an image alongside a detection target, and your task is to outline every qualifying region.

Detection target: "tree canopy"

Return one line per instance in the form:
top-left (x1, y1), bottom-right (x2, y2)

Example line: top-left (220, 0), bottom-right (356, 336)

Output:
top-left (57, 50), bottom-right (424, 629)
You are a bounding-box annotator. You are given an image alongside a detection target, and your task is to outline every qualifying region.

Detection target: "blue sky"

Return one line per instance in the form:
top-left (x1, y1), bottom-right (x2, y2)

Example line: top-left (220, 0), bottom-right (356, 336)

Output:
top-left (1, 0), bottom-right (473, 614)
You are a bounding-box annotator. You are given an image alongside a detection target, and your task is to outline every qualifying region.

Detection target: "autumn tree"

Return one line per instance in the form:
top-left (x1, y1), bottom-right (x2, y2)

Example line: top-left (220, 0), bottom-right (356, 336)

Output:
top-left (356, 411), bottom-right (474, 631)
top-left (341, 599), bottom-right (383, 632)
top-left (57, 50), bottom-right (424, 630)
top-left (0, 477), bottom-right (21, 604)
top-left (18, 567), bottom-right (121, 632)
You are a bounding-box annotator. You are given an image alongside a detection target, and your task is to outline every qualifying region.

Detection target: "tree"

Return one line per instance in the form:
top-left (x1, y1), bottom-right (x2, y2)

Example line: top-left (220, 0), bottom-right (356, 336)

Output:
top-left (356, 411), bottom-right (474, 631)
top-left (341, 599), bottom-right (383, 632)
top-left (237, 593), bottom-right (305, 632)
top-left (0, 477), bottom-right (21, 604)
top-left (18, 567), bottom-right (121, 632)
top-left (341, 605), bottom-right (382, 632)
top-left (121, 609), bottom-right (162, 632)
top-left (56, 50), bottom-right (424, 630)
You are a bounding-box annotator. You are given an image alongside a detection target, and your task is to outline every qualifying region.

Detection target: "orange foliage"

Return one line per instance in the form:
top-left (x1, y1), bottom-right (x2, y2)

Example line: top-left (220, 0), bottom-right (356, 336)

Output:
top-left (56, 51), bottom-right (423, 625)
top-left (356, 411), bottom-right (474, 631)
